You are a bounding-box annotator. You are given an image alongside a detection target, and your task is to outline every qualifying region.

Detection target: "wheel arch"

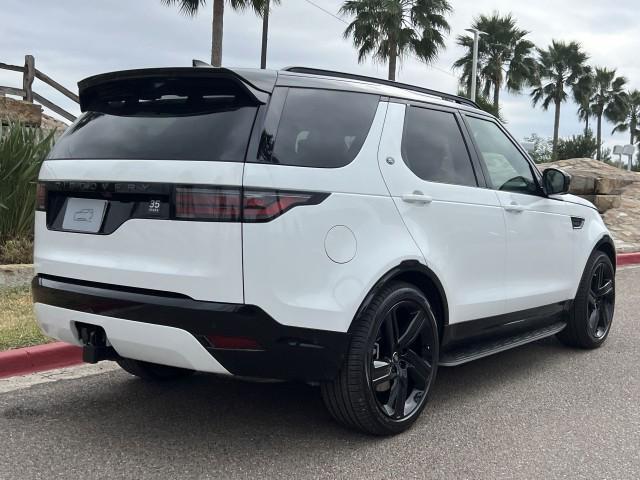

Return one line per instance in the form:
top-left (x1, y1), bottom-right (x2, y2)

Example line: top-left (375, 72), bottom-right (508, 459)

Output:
top-left (594, 235), bottom-right (616, 271)
top-left (350, 260), bottom-right (449, 336)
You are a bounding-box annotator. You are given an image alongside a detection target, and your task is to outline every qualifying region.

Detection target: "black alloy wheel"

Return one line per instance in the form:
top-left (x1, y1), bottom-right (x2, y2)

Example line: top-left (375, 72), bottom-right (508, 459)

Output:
top-left (558, 251), bottom-right (616, 349)
top-left (321, 282), bottom-right (439, 435)
top-left (369, 300), bottom-right (436, 420)
top-left (587, 261), bottom-right (615, 340)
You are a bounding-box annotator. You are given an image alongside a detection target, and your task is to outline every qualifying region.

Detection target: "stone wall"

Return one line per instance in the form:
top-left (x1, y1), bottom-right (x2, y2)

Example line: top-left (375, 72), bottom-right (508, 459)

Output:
top-left (538, 159), bottom-right (638, 213)
top-left (0, 97), bottom-right (42, 126)
top-left (0, 96), bottom-right (68, 134)
top-left (539, 159), bottom-right (640, 252)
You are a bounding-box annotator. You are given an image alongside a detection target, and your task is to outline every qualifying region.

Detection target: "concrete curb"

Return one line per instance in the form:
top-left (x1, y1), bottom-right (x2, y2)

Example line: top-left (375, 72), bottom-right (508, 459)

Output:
top-left (0, 342), bottom-right (82, 379)
top-left (1, 250), bottom-right (640, 381)
top-left (0, 264), bottom-right (34, 288)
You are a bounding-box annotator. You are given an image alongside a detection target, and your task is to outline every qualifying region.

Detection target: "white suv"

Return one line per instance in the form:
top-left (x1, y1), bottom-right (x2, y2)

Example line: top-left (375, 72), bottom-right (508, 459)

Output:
top-left (32, 66), bottom-right (616, 435)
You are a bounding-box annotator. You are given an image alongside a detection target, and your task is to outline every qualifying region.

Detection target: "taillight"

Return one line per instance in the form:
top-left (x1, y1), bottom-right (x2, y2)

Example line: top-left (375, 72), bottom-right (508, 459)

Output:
top-left (175, 186), bottom-right (328, 222)
top-left (36, 182), bottom-right (47, 211)
top-left (175, 187), bottom-right (242, 221)
top-left (242, 190), bottom-right (327, 223)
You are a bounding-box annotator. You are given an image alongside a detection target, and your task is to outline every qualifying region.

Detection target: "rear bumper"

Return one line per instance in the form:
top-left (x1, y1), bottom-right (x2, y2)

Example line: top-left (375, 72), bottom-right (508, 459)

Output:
top-left (32, 275), bottom-right (349, 381)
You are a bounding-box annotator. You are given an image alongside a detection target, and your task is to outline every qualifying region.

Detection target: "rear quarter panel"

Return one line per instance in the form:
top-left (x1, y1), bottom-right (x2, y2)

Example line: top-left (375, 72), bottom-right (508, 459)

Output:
top-left (242, 102), bottom-right (424, 332)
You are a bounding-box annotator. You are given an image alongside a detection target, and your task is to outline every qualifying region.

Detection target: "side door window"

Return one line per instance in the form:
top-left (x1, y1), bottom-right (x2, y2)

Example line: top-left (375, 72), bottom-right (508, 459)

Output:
top-left (465, 116), bottom-right (538, 195)
top-left (402, 106), bottom-right (478, 187)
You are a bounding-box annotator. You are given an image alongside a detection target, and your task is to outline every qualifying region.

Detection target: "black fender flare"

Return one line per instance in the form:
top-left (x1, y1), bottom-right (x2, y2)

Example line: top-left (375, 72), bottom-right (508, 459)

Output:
top-left (349, 260), bottom-right (449, 334)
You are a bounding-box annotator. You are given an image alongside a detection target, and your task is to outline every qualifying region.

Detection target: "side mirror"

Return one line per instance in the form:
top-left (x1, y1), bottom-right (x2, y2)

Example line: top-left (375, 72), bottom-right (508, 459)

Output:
top-left (542, 168), bottom-right (571, 195)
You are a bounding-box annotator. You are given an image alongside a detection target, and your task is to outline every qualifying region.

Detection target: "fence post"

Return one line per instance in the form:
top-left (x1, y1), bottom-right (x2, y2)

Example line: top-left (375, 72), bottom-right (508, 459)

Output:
top-left (22, 54), bottom-right (35, 103)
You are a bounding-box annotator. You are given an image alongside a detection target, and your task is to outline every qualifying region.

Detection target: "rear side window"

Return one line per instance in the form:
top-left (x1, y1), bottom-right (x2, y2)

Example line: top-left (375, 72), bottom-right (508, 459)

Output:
top-left (260, 88), bottom-right (379, 168)
top-left (401, 107), bottom-right (477, 187)
top-left (48, 77), bottom-right (258, 162)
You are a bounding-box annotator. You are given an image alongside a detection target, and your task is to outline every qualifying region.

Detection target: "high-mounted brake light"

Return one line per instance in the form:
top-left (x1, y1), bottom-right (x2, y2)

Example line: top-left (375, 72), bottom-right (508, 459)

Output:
top-left (174, 186), bottom-right (328, 222)
top-left (36, 183), bottom-right (47, 211)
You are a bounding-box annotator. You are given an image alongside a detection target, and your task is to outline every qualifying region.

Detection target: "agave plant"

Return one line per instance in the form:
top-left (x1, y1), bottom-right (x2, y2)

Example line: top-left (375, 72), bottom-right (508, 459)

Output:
top-left (0, 122), bottom-right (55, 244)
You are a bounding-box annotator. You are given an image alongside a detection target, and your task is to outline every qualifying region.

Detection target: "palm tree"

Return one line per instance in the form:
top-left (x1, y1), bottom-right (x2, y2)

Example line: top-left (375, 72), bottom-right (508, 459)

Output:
top-left (340, 0), bottom-right (452, 81)
top-left (531, 41), bottom-right (589, 159)
top-left (612, 90), bottom-right (640, 147)
top-left (162, 0), bottom-right (278, 68)
top-left (259, 0), bottom-right (281, 69)
top-left (573, 69), bottom-right (595, 135)
top-left (590, 67), bottom-right (628, 160)
top-left (453, 12), bottom-right (538, 110)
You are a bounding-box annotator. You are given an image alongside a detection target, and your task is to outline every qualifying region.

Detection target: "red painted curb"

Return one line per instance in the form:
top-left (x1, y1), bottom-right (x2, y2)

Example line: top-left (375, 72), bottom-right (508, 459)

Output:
top-left (0, 342), bottom-right (82, 379)
top-left (617, 253), bottom-right (640, 267)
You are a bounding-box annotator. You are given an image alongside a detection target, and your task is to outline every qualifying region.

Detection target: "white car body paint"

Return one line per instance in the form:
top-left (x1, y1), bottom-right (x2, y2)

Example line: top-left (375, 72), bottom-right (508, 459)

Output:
top-left (378, 102), bottom-right (507, 324)
top-left (33, 74), bottom-right (614, 377)
top-left (35, 160), bottom-right (244, 303)
top-left (34, 303), bottom-right (230, 374)
top-left (242, 102), bottom-right (425, 332)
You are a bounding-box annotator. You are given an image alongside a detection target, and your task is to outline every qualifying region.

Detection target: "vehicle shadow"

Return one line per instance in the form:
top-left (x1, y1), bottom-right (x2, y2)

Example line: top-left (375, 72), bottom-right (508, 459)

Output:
top-left (9, 335), bottom-right (579, 448)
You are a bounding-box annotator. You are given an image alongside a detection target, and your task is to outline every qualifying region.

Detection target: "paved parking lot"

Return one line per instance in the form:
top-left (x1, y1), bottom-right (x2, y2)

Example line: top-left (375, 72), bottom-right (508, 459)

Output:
top-left (1, 267), bottom-right (639, 479)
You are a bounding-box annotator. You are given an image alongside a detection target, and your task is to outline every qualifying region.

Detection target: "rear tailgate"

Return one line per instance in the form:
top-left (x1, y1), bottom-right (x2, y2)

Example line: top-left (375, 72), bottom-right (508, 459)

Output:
top-left (35, 68), bottom-right (271, 303)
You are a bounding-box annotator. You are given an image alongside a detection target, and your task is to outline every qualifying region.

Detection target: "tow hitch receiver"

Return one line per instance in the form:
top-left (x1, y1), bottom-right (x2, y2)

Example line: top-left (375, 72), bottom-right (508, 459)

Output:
top-left (76, 322), bottom-right (119, 364)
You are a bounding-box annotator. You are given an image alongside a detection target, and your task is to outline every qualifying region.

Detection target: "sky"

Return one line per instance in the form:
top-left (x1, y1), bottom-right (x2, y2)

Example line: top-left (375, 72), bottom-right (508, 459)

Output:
top-left (1, 0), bottom-right (638, 152)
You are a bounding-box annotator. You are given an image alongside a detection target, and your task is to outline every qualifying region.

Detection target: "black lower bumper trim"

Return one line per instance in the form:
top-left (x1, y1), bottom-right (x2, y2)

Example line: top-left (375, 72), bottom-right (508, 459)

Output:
top-left (32, 275), bottom-right (349, 381)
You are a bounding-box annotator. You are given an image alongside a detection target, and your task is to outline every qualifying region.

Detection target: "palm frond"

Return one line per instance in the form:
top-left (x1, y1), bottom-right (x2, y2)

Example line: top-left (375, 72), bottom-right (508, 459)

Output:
top-left (161, 0), bottom-right (206, 16)
top-left (341, 0), bottom-right (452, 73)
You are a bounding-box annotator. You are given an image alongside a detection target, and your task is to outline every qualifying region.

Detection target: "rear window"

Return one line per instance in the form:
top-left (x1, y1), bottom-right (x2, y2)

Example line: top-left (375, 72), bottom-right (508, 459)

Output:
top-left (402, 106), bottom-right (477, 187)
top-left (258, 88), bottom-right (379, 168)
top-left (48, 77), bottom-right (258, 162)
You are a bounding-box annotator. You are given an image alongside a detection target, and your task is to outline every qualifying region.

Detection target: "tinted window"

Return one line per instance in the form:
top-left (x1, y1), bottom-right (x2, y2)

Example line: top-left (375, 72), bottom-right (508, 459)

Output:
top-left (266, 88), bottom-right (379, 168)
top-left (401, 107), bottom-right (477, 187)
top-left (466, 117), bottom-right (538, 194)
top-left (49, 77), bottom-right (258, 162)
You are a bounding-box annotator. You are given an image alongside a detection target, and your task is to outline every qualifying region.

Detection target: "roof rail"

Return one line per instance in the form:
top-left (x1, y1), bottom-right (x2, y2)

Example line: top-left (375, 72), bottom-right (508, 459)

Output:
top-left (282, 66), bottom-right (479, 109)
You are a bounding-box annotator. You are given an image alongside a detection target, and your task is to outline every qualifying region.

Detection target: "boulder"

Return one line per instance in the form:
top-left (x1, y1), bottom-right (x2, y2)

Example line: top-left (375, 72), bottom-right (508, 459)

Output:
top-left (582, 195), bottom-right (622, 213)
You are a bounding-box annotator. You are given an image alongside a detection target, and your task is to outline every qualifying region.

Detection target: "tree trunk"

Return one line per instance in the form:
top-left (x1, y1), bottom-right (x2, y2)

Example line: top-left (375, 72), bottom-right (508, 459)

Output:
top-left (260, 1), bottom-right (269, 69)
top-left (584, 116), bottom-right (589, 136)
top-left (211, 0), bottom-right (224, 67)
top-left (552, 99), bottom-right (561, 160)
top-left (631, 118), bottom-right (636, 146)
top-left (388, 43), bottom-right (397, 81)
top-left (493, 81), bottom-right (500, 111)
top-left (596, 114), bottom-right (603, 160)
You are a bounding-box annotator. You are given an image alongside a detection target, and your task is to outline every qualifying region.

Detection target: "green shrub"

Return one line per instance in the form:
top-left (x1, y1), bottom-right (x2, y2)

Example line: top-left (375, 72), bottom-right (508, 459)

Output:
top-left (0, 122), bottom-right (54, 247)
top-left (556, 132), bottom-right (598, 160)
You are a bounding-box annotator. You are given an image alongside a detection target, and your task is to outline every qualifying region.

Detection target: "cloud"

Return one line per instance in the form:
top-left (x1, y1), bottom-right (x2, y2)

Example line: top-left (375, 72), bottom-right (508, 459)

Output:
top-left (1, 0), bottom-right (637, 150)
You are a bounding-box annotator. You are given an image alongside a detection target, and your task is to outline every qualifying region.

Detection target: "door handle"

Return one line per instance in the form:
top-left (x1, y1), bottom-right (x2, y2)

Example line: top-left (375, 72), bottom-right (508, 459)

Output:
top-left (504, 202), bottom-right (525, 213)
top-left (401, 192), bottom-right (433, 205)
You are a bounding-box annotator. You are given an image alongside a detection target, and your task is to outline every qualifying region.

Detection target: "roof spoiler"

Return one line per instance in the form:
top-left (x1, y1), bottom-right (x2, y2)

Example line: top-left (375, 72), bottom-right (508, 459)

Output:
top-left (78, 67), bottom-right (270, 112)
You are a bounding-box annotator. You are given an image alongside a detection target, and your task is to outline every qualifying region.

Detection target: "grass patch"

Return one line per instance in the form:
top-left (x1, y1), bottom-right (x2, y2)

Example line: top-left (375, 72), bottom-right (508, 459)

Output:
top-left (0, 237), bottom-right (33, 264)
top-left (0, 286), bottom-right (50, 351)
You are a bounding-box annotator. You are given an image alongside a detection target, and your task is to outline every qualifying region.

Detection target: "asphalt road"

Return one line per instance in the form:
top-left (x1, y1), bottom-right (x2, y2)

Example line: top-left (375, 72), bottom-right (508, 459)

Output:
top-left (2, 267), bottom-right (639, 480)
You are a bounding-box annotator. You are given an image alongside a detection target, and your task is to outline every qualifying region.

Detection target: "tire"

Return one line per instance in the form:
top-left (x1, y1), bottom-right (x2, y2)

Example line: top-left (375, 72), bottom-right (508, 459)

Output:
top-left (321, 282), bottom-right (439, 436)
top-left (116, 358), bottom-right (194, 381)
top-left (558, 251), bottom-right (615, 349)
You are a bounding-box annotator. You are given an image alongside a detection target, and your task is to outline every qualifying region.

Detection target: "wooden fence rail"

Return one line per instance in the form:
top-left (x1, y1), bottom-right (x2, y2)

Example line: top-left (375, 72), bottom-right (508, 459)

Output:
top-left (0, 55), bottom-right (78, 122)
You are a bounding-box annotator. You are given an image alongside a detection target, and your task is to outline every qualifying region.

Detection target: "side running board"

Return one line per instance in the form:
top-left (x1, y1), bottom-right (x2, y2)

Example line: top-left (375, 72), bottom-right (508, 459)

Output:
top-left (439, 321), bottom-right (567, 367)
